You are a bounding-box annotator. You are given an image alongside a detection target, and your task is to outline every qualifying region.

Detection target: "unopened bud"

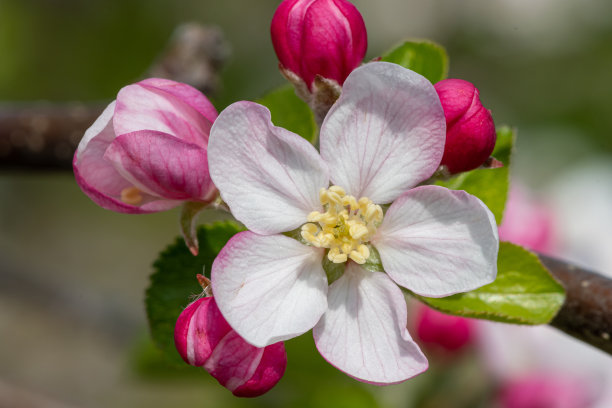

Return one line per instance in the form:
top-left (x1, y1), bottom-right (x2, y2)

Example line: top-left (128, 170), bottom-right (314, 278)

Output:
top-left (271, 0), bottom-right (367, 90)
top-left (174, 297), bottom-right (287, 397)
top-left (435, 79), bottom-right (496, 173)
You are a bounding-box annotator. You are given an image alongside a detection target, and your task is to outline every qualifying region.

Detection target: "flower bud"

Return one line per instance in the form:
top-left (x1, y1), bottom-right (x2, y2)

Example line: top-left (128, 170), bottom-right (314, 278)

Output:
top-left (414, 304), bottom-right (474, 354)
top-left (434, 79), bottom-right (496, 174)
top-left (174, 297), bottom-right (286, 397)
top-left (73, 78), bottom-right (218, 214)
top-left (271, 0), bottom-right (367, 90)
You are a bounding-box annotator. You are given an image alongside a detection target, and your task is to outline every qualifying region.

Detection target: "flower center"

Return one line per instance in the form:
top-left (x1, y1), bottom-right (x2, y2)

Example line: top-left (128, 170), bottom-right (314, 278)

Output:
top-left (301, 186), bottom-right (383, 264)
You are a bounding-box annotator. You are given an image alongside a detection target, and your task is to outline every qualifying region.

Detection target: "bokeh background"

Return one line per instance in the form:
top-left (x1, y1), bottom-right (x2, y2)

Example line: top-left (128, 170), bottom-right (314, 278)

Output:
top-left (1, 0), bottom-right (612, 407)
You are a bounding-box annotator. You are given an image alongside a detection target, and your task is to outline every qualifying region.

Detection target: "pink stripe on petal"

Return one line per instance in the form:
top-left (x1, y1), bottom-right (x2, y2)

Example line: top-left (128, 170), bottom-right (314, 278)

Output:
top-left (104, 130), bottom-right (216, 203)
top-left (313, 263), bottom-right (428, 384)
top-left (320, 62), bottom-right (445, 204)
top-left (231, 342), bottom-right (287, 397)
top-left (138, 78), bottom-right (218, 123)
top-left (208, 101), bottom-right (329, 235)
top-left (114, 82), bottom-right (213, 148)
top-left (372, 185), bottom-right (498, 297)
top-left (211, 231), bottom-right (327, 347)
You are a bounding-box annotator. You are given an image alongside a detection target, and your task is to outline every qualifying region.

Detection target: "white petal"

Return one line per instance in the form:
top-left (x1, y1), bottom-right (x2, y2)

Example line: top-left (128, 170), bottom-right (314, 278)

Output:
top-left (211, 231), bottom-right (328, 347)
top-left (320, 62), bottom-right (445, 204)
top-left (313, 263), bottom-right (428, 384)
top-left (208, 102), bottom-right (329, 235)
top-left (372, 185), bottom-right (499, 297)
top-left (75, 101), bottom-right (116, 159)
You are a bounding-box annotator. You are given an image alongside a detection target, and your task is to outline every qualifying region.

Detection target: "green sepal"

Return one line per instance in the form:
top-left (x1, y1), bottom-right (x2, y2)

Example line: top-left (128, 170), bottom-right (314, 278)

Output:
top-left (322, 255), bottom-right (345, 285)
top-left (361, 244), bottom-right (384, 273)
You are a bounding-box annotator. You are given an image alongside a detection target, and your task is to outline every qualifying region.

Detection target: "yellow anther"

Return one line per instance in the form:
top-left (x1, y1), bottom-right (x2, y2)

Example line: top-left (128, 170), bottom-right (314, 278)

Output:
top-left (120, 186), bottom-right (143, 205)
top-left (358, 244), bottom-right (370, 259)
top-left (349, 251), bottom-right (366, 264)
top-left (349, 224), bottom-right (369, 240)
top-left (342, 195), bottom-right (358, 211)
top-left (301, 185), bottom-right (383, 265)
top-left (328, 186), bottom-right (346, 196)
top-left (307, 211), bottom-right (322, 223)
top-left (328, 247), bottom-right (348, 263)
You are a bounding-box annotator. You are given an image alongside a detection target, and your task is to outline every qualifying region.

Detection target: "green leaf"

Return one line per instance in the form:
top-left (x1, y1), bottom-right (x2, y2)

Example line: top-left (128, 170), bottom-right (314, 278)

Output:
top-left (380, 40), bottom-right (449, 83)
top-left (492, 125), bottom-right (515, 166)
top-left (436, 127), bottom-right (516, 224)
top-left (145, 221), bottom-right (244, 364)
top-left (257, 85), bottom-right (317, 144)
top-left (415, 242), bottom-right (566, 324)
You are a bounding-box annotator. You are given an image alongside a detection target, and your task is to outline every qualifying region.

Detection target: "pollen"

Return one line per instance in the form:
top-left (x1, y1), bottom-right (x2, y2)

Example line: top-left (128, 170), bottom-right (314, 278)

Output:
top-left (120, 186), bottom-right (143, 205)
top-left (301, 186), bottom-right (383, 264)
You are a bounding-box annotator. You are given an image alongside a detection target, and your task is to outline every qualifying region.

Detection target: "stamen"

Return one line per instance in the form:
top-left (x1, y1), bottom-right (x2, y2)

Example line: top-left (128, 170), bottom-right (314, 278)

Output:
top-left (120, 186), bottom-right (143, 205)
top-left (301, 185), bottom-right (383, 265)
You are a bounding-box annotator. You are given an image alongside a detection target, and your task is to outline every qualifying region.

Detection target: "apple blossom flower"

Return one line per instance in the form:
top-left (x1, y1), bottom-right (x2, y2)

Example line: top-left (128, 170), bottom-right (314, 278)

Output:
top-left (175, 294), bottom-right (287, 397)
top-left (207, 62), bottom-right (499, 384)
top-left (434, 78), bottom-right (496, 173)
top-left (271, 0), bottom-right (367, 90)
top-left (73, 78), bottom-right (218, 214)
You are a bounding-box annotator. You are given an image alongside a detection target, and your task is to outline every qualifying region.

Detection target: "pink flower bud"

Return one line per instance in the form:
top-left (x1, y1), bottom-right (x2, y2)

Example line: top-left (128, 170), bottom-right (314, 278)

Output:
top-left (434, 79), bottom-right (496, 173)
top-left (414, 304), bottom-right (474, 354)
top-left (73, 78), bottom-right (218, 214)
top-left (174, 297), bottom-right (287, 397)
top-left (271, 0), bottom-right (367, 89)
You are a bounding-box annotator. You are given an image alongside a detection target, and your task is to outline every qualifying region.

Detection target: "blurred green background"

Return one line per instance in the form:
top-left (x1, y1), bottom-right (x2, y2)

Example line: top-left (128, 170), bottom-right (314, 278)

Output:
top-left (1, 0), bottom-right (611, 406)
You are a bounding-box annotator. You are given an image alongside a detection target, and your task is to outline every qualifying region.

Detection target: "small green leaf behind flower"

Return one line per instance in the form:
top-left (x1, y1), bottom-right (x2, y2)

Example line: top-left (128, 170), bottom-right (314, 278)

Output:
top-left (257, 85), bottom-right (318, 144)
top-left (145, 221), bottom-right (244, 364)
top-left (412, 242), bottom-right (566, 325)
top-left (380, 40), bottom-right (449, 84)
top-left (436, 127), bottom-right (516, 225)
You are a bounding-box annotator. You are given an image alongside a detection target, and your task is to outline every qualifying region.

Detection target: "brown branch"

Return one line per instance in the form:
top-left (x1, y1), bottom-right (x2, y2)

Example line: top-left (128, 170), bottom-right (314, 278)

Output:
top-left (0, 23), bottom-right (228, 171)
top-left (539, 254), bottom-right (612, 355)
top-left (0, 103), bottom-right (103, 170)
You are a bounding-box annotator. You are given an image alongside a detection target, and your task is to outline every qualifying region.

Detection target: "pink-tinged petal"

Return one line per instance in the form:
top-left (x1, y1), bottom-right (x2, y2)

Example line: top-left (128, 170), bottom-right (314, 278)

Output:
top-left (114, 80), bottom-right (213, 148)
top-left (313, 263), bottom-right (428, 385)
top-left (208, 101), bottom-right (329, 235)
top-left (175, 297), bottom-right (286, 397)
top-left (205, 332), bottom-right (286, 397)
top-left (73, 102), bottom-right (181, 214)
top-left (372, 185), bottom-right (498, 297)
top-left (104, 130), bottom-right (217, 203)
top-left (211, 231), bottom-right (328, 347)
top-left (138, 78), bottom-right (218, 122)
top-left (174, 297), bottom-right (232, 367)
top-left (230, 342), bottom-right (286, 397)
top-left (75, 100), bottom-right (116, 159)
top-left (320, 62), bottom-right (445, 204)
